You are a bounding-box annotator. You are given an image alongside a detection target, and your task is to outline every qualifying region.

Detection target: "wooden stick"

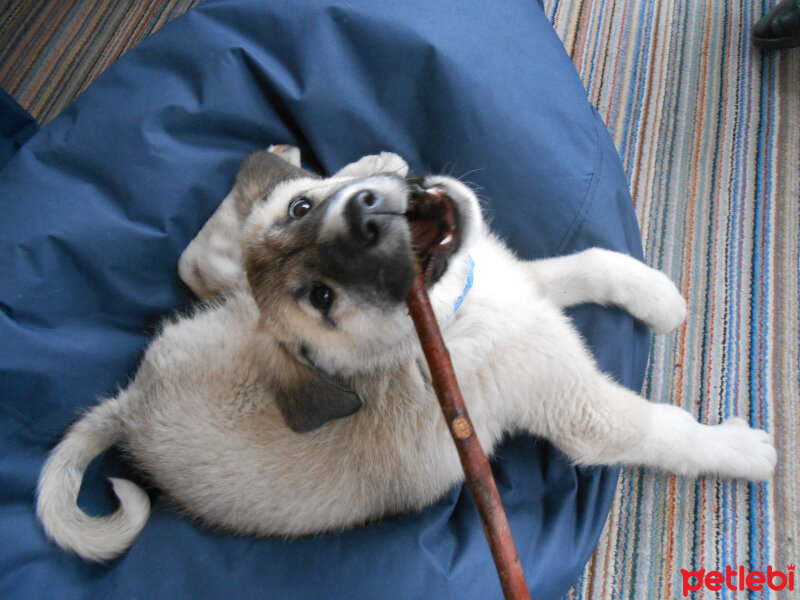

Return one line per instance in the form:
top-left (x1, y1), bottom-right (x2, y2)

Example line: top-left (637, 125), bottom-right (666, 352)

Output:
top-left (406, 266), bottom-right (531, 600)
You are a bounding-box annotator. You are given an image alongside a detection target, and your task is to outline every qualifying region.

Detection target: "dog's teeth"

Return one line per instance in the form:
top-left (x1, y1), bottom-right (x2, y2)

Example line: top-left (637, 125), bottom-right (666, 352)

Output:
top-left (440, 233), bottom-right (453, 246)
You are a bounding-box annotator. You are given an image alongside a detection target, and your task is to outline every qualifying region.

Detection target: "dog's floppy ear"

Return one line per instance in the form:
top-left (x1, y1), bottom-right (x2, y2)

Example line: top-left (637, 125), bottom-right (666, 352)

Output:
top-left (274, 345), bottom-right (362, 433)
top-left (267, 144), bottom-right (301, 167)
top-left (333, 152), bottom-right (409, 179)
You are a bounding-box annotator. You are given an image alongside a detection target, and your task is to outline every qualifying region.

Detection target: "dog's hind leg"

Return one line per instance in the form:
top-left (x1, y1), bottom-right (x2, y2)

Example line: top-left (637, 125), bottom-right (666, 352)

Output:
top-left (540, 376), bottom-right (777, 481)
top-left (529, 248), bottom-right (686, 334)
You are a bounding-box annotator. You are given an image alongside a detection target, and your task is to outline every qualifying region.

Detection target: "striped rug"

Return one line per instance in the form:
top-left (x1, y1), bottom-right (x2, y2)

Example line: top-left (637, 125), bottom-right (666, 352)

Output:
top-left (1, 1), bottom-right (798, 598)
top-left (548, 1), bottom-right (800, 598)
top-left (0, 0), bottom-right (202, 123)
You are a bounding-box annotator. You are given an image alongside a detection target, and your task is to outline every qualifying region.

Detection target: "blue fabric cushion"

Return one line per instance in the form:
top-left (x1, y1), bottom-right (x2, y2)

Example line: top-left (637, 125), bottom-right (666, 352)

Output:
top-left (0, 87), bottom-right (37, 170)
top-left (0, 1), bottom-right (649, 598)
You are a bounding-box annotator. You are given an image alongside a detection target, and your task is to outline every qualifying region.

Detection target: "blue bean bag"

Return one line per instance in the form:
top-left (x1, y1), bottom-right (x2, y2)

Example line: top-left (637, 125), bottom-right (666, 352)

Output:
top-left (0, 1), bottom-right (649, 598)
top-left (0, 88), bottom-right (37, 167)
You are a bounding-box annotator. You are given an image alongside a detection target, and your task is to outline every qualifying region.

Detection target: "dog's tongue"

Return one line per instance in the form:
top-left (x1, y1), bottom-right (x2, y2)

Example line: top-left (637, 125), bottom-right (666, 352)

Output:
top-left (405, 186), bottom-right (458, 283)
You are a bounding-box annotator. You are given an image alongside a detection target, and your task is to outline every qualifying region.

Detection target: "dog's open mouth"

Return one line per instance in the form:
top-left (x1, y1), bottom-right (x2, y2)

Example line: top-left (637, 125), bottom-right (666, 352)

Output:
top-left (405, 184), bottom-right (460, 284)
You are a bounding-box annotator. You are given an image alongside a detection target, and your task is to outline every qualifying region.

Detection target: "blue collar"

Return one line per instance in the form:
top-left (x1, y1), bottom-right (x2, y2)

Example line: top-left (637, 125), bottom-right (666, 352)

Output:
top-left (446, 255), bottom-right (474, 321)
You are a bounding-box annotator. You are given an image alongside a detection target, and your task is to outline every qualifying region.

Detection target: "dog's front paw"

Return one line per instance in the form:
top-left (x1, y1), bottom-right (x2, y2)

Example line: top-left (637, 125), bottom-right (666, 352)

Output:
top-left (629, 269), bottom-right (687, 335)
top-left (711, 417), bottom-right (777, 481)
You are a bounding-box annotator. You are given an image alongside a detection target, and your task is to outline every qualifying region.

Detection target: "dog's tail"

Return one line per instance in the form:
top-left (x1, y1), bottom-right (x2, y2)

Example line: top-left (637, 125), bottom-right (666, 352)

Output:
top-left (36, 393), bottom-right (150, 561)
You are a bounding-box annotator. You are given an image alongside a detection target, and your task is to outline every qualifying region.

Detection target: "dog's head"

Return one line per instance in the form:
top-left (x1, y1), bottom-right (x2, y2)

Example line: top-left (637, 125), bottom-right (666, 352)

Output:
top-left (240, 150), bottom-right (483, 431)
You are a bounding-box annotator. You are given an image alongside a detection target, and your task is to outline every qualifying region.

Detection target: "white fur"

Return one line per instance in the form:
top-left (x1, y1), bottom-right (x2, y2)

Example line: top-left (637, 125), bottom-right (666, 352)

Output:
top-left (331, 151), bottom-right (409, 180)
top-left (37, 150), bottom-right (777, 562)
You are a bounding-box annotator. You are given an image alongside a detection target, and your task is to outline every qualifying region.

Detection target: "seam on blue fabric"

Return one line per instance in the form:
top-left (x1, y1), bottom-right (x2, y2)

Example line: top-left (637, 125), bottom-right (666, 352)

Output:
top-left (554, 109), bottom-right (603, 255)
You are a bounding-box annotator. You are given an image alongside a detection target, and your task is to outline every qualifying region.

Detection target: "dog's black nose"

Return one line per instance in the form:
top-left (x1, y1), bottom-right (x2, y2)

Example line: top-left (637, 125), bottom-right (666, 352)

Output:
top-left (344, 189), bottom-right (390, 245)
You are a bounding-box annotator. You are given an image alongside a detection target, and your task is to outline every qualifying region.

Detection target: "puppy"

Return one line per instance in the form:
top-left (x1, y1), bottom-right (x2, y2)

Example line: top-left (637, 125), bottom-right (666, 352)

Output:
top-left (36, 147), bottom-right (777, 562)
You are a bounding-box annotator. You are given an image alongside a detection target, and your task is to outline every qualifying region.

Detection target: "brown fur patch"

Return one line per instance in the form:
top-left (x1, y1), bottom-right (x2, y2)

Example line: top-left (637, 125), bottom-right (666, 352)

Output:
top-left (233, 150), bottom-right (318, 219)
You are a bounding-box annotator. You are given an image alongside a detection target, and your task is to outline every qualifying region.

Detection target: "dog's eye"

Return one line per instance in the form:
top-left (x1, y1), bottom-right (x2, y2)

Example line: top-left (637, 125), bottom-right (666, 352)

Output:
top-left (309, 283), bottom-right (334, 313)
top-left (288, 196), bottom-right (313, 219)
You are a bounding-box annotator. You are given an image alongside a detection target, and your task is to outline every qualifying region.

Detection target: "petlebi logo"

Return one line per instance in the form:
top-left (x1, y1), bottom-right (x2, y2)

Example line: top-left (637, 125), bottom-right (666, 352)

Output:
top-left (681, 563), bottom-right (795, 596)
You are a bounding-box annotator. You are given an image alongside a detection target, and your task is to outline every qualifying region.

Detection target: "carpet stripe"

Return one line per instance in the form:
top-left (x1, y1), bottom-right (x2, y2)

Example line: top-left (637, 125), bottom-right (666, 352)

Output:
top-left (0, 0), bottom-right (204, 123)
top-left (550, 1), bottom-right (799, 598)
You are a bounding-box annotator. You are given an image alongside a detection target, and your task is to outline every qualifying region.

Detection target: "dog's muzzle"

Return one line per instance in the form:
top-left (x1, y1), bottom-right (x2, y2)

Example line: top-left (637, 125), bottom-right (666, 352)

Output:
top-left (317, 175), bottom-right (464, 304)
top-left (343, 189), bottom-right (400, 247)
top-left (318, 177), bottom-right (415, 303)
